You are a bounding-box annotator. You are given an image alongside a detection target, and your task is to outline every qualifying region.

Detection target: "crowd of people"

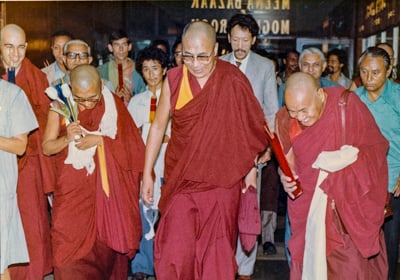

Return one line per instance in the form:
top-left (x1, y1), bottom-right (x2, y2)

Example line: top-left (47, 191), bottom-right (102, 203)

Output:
top-left (0, 11), bottom-right (399, 280)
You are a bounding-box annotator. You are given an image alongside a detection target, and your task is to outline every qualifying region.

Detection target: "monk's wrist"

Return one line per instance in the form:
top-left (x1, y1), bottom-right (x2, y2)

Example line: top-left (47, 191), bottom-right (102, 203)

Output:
top-left (63, 135), bottom-right (71, 143)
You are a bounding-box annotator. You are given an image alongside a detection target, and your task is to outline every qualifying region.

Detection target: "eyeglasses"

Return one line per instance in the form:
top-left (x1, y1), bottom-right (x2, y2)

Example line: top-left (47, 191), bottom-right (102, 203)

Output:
top-left (72, 94), bottom-right (101, 103)
top-left (65, 52), bottom-right (89, 60)
top-left (182, 50), bottom-right (214, 64)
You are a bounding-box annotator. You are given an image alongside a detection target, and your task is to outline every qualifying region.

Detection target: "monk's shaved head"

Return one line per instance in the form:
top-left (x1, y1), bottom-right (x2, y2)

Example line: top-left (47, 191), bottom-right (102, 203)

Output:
top-left (70, 64), bottom-right (101, 92)
top-left (284, 72), bottom-right (326, 127)
top-left (285, 72), bottom-right (319, 101)
top-left (181, 20), bottom-right (218, 81)
top-left (182, 20), bottom-right (216, 46)
top-left (0, 24), bottom-right (26, 42)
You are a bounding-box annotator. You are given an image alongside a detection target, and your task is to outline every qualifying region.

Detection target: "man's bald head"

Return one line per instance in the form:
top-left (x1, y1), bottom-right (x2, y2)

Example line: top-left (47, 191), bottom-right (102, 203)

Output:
top-left (284, 72), bottom-right (326, 127)
top-left (181, 20), bottom-right (218, 81)
top-left (182, 20), bottom-right (216, 47)
top-left (285, 72), bottom-right (319, 99)
top-left (0, 24), bottom-right (26, 42)
top-left (70, 64), bottom-right (101, 93)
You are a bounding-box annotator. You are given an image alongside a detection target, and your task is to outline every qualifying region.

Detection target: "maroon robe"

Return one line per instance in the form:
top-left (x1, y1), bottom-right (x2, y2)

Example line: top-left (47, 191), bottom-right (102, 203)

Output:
top-left (277, 87), bottom-right (388, 279)
top-left (160, 60), bottom-right (268, 212)
top-left (50, 94), bottom-right (145, 279)
top-left (5, 58), bottom-right (53, 279)
top-left (154, 60), bottom-right (268, 279)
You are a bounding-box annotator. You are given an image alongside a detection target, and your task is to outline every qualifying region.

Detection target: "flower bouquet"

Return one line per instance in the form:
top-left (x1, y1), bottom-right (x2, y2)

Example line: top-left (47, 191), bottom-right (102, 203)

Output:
top-left (45, 83), bottom-right (78, 122)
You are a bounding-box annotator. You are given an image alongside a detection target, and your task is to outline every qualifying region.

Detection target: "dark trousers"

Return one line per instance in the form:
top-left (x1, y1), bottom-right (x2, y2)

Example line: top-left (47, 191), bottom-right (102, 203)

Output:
top-left (383, 194), bottom-right (400, 280)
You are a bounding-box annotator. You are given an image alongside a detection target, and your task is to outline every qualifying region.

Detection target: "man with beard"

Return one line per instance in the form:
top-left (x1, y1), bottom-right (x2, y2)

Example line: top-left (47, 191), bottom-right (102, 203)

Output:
top-left (326, 48), bottom-right (351, 88)
top-left (278, 50), bottom-right (299, 98)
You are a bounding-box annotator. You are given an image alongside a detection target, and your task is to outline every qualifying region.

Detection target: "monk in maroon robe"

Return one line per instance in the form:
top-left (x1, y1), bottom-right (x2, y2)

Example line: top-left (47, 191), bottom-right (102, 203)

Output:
top-left (141, 21), bottom-right (268, 280)
top-left (0, 24), bottom-right (53, 279)
top-left (277, 72), bottom-right (388, 279)
top-left (42, 65), bottom-right (145, 279)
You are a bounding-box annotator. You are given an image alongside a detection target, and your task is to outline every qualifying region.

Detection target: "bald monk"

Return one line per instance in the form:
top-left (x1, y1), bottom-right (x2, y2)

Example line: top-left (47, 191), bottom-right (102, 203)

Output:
top-left (277, 72), bottom-right (388, 279)
top-left (141, 21), bottom-right (268, 279)
top-left (0, 24), bottom-right (53, 280)
top-left (42, 65), bottom-right (145, 279)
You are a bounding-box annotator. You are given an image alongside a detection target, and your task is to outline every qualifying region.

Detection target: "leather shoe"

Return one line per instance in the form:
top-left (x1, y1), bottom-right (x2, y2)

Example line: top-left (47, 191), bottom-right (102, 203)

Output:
top-left (263, 241), bottom-right (277, 255)
top-left (132, 272), bottom-right (148, 280)
top-left (238, 275), bottom-right (251, 280)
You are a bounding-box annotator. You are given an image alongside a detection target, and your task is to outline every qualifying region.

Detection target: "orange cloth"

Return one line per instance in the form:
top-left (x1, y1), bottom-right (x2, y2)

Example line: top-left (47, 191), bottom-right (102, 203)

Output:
top-left (154, 60), bottom-right (268, 279)
top-left (97, 137), bottom-right (110, 197)
top-left (175, 65), bottom-right (193, 109)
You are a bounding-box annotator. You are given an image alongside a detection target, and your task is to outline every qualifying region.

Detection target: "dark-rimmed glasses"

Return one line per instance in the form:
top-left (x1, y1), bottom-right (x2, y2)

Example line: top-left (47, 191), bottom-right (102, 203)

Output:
top-left (182, 50), bottom-right (214, 64)
top-left (72, 93), bottom-right (102, 103)
top-left (65, 52), bottom-right (89, 60)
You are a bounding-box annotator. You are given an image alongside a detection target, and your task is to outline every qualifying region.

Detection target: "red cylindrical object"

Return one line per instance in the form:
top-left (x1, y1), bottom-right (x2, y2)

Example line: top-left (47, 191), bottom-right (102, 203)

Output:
top-left (268, 132), bottom-right (303, 199)
top-left (117, 63), bottom-right (123, 89)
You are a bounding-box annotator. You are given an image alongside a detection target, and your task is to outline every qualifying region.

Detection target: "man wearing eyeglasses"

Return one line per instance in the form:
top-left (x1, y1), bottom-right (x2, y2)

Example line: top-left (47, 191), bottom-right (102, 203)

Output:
top-left (56, 39), bottom-right (114, 92)
top-left (0, 23), bottom-right (53, 280)
top-left (141, 20), bottom-right (268, 279)
top-left (63, 39), bottom-right (93, 73)
top-left (220, 14), bottom-right (279, 279)
top-left (42, 64), bottom-right (145, 279)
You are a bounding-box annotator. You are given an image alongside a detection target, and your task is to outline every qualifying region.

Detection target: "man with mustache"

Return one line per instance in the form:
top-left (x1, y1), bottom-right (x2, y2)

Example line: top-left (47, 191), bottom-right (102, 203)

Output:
top-left (220, 13), bottom-right (279, 280)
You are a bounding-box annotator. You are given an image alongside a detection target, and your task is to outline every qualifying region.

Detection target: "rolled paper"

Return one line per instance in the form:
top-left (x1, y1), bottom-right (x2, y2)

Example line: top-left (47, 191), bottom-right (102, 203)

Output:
top-left (117, 63), bottom-right (123, 89)
top-left (149, 96), bottom-right (157, 123)
top-left (8, 67), bottom-right (15, 84)
top-left (264, 123), bottom-right (303, 199)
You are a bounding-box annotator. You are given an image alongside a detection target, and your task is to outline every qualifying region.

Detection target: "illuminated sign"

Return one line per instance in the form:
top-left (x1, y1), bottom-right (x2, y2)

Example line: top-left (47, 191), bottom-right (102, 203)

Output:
top-left (190, 0), bottom-right (291, 36)
top-left (358, 0), bottom-right (400, 36)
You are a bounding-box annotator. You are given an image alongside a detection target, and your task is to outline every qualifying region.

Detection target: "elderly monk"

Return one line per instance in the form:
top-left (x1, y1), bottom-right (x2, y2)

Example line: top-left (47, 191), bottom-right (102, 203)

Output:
top-left (141, 21), bottom-right (268, 279)
top-left (277, 72), bottom-right (388, 279)
top-left (42, 65), bottom-right (145, 279)
top-left (0, 23), bottom-right (53, 280)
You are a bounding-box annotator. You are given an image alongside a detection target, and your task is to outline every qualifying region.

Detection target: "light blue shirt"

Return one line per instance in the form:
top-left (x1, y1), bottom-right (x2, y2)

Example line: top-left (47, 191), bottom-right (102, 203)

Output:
top-left (355, 79), bottom-right (400, 192)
